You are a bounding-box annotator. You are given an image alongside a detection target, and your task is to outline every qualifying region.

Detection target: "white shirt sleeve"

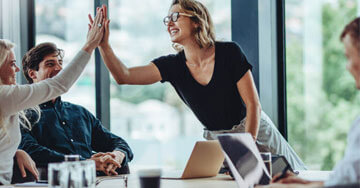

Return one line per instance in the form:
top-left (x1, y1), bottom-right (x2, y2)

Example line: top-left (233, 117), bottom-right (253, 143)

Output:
top-left (0, 50), bottom-right (90, 117)
top-left (324, 117), bottom-right (360, 186)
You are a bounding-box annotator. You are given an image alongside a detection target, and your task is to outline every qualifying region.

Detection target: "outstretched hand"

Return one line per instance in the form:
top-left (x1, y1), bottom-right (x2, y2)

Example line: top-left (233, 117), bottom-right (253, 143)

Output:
top-left (83, 7), bottom-right (105, 53)
top-left (88, 5), bottom-right (110, 48)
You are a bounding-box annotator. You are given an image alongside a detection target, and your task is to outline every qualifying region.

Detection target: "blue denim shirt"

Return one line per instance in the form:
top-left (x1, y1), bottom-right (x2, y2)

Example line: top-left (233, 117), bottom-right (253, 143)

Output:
top-left (19, 97), bottom-right (133, 167)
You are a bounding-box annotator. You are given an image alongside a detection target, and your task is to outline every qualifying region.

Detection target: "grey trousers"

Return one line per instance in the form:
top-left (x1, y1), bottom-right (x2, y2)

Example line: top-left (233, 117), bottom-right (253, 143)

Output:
top-left (203, 111), bottom-right (307, 170)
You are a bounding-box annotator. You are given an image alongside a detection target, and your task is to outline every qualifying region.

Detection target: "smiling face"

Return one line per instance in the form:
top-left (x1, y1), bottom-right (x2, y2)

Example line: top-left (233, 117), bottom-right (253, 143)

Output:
top-left (28, 52), bottom-right (63, 83)
top-left (0, 50), bottom-right (20, 85)
top-left (167, 4), bottom-right (197, 45)
top-left (343, 34), bottom-right (360, 89)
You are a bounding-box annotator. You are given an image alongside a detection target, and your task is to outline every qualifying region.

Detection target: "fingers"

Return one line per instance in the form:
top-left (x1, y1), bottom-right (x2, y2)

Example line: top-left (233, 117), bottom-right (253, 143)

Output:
top-left (105, 20), bottom-right (110, 30)
top-left (106, 164), bottom-right (113, 173)
top-left (111, 165), bottom-right (118, 175)
top-left (105, 152), bottom-right (116, 158)
top-left (93, 8), bottom-right (101, 27)
top-left (106, 164), bottom-right (118, 176)
top-left (101, 155), bottom-right (120, 166)
top-left (96, 8), bottom-right (104, 26)
top-left (88, 14), bottom-right (94, 24)
top-left (109, 169), bottom-right (118, 176)
top-left (92, 152), bottom-right (105, 158)
top-left (100, 155), bottom-right (112, 163)
top-left (18, 162), bottom-right (27, 178)
top-left (29, 164), bottom-right (39, 181)
top-left (102, 5), bottom-right (107, 19)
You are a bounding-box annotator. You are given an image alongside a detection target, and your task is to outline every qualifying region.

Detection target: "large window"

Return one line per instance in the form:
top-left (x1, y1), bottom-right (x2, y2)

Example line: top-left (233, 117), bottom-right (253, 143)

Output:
top-left (35, 0), bottom-right (96, 113)
top-left (108, 0), bottom-right (231, 170)
top-left (285, 0), bottom-right (359, 170)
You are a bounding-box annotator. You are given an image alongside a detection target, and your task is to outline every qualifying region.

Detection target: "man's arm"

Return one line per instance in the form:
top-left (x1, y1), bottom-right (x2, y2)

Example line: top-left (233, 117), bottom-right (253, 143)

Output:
top-left (19, 128), bottom-right (65, 165)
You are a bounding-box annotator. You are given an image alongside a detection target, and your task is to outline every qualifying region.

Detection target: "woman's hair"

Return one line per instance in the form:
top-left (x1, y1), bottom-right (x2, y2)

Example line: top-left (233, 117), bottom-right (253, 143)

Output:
top-left (0, 39), bottom-right (41, 136)
top-left (171, 0), bottom-right (216, 51)
top-left (340, 17), bottom-right (360, 50)
top-left (0, 39), bottom-right (14, 85)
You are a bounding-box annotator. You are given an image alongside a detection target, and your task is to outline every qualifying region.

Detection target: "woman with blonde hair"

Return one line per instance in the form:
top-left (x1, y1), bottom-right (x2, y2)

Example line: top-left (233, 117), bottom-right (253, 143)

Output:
top-left (95, 0), bottom-right (305, 170)
top-left (0, 8), bottom-right (105, 185)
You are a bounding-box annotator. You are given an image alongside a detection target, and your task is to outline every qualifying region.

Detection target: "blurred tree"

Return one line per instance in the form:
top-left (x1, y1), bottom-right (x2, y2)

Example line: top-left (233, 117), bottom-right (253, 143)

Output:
top-left (287, 0), bottom-right (359, 170)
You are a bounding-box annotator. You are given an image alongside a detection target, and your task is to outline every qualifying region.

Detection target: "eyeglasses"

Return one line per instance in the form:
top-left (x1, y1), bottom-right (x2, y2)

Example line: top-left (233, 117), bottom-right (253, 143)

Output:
top-left (163, 12), bottom-right (193, 26)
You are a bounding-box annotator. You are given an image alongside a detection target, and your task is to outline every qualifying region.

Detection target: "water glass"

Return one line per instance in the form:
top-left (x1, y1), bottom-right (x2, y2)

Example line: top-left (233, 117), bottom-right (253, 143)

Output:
top-left (64, 154), bottom-right (80, 162)
top-left (48, 160), bottom-right (96, 188)
top-left (80, 160), bottom-right (96, 188)
top-left (48, 163), bottom-right (69, 188)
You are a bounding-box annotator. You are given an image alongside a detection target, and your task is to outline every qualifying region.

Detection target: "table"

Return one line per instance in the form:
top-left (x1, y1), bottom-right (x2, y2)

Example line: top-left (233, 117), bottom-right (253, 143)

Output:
top-left (297, 170), bottom-right (332, 182)
top-left (97, 174), bottom-right (237, 188)
top-left (4, 171), bottom-right (332, 188)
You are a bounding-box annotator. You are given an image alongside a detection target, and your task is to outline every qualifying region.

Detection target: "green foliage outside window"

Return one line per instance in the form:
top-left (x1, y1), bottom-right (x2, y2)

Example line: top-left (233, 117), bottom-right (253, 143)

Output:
top-left (287, 0), bottom-right (360, 170)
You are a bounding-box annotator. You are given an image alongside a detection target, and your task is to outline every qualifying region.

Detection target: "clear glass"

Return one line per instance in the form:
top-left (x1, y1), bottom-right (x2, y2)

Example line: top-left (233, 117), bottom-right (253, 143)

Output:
top-left (285, 0), bottom-right (359, 170)
top-left (64, 154), bottom-right (80, 162)
top-left (109, 0), bottom-right (231, 171)
top-left (48, 163), bottom-right (69, 188)
top-left (48, 161), bottom-right (95, 188)
top-left (80, 160), bottom-right (96, 188)
top-left (67, 162), bottom-right (82, 188)
top-left (35, 0), bottom-right (96, 114)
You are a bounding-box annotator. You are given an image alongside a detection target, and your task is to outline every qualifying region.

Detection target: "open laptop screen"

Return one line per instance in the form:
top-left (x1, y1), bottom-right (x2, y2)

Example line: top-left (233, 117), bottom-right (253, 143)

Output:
top-left (217, 133), bottom-right (271, 188)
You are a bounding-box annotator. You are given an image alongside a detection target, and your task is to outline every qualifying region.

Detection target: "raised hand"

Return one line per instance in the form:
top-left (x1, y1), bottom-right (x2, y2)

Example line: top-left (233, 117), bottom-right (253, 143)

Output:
top-left (83, 7), bottom-right (105, 53)
top-left (88, 5), bottom-right (110, 48)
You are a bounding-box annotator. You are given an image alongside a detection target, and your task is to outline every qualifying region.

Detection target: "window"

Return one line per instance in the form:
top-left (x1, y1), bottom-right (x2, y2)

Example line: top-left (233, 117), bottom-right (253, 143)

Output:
top-left (35, 0), bottom-right (96, 113)
top-left (285, 0), bottom-right (359, 170)
top-left (108, 0), bottom-right (231, 170)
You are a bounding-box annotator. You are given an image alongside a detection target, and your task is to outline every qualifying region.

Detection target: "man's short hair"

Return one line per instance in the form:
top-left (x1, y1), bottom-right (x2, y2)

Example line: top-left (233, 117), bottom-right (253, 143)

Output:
top-left (22, 42), bottom-right (64, 83)
top-left (340, 17), bottom-right (360, 49)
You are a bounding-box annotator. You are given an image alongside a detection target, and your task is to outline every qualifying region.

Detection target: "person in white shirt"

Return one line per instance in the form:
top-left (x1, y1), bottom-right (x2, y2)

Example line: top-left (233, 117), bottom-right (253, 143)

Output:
top-left (0, 8), bottom-right (105, 185)
top-left (256, 17), bottom-right (360, 188)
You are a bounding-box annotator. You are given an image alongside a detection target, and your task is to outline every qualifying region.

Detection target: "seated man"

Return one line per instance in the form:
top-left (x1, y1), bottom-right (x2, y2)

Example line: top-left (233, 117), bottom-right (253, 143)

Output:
top-left (19, 42), bottom-right (133, 176)
top-left (256, 17), bottom-right (360, 188)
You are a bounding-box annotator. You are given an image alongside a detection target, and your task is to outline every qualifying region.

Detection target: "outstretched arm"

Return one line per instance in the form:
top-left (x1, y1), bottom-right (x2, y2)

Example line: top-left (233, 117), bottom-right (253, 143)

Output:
top-left (89, 5), bottom-right (162, 85)
top-left (99, 45), bottom-right (162, 85)
top-left (0, 8), bottom-right (105, 117)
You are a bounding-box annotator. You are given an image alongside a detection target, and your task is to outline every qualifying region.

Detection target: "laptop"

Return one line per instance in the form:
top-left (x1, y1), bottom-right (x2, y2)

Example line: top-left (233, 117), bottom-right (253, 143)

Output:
top-left (217, 133), bottom-right (271, 188)
top-left (162, 140), bottom-right (224, 179)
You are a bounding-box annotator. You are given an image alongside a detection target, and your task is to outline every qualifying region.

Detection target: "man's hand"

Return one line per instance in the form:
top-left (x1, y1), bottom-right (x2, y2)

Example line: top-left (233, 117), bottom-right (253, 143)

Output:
top-left (105, 150), bottom-right (125, 176)
top-left (90, 152), bottom-right (122, 176)
top-left (15, 149), bottom-right (39, 180)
